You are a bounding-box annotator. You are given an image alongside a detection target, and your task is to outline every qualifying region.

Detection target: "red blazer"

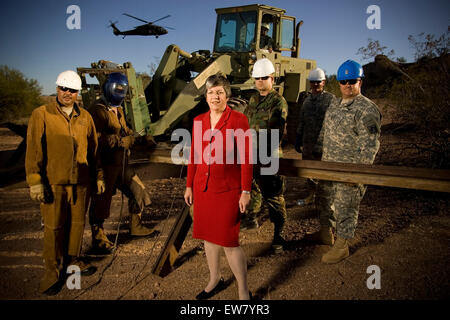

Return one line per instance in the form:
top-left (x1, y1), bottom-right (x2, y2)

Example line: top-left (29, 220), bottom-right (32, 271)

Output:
top-left (186, 106), bottom-right (253, 193)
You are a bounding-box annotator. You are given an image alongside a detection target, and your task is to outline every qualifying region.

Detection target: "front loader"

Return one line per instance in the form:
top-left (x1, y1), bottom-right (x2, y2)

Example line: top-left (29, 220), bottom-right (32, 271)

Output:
top-left (77, 4), bottom-right (316, 145)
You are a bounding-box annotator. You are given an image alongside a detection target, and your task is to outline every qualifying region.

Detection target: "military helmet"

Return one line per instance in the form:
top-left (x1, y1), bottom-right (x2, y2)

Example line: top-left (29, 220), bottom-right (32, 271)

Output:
top-left (337, 60), bottom-right (364, 81)
top-left (56, 70), bottom-right (82, 90)
top-left (103, 72), bottom-right (129, 106)
top-left (308, 68), bottom-right (326, 81)
top-left (252, 58), bottom-right (275, 78)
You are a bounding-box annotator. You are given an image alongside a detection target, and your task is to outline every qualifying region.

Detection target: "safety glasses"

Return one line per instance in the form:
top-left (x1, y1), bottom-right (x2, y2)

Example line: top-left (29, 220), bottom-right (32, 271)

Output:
top-left (254, 76), bottom-right (270, 81)
top-left (339, 79), bottom-right (359, 85)
top-left (58, 86), bottom-right (78, 93)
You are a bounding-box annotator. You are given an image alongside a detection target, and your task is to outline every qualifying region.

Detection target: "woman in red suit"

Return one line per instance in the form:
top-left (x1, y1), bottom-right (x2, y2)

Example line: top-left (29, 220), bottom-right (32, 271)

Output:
top-left (184, 74), bottom-right (253, 300)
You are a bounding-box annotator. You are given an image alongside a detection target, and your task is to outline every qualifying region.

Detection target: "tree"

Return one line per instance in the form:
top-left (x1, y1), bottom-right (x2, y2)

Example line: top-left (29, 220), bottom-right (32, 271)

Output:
top-left (356, 38), bottom-right (395, 61)
top-left (408, 26), bottom-right (449, 61)
top-left (0, 66), bottom-right (42, 121)
top-left (324, 74), bottom-right (340, 97)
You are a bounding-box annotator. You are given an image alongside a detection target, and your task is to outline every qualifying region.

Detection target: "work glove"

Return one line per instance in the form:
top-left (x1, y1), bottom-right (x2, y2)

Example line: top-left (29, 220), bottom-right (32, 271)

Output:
top-left (119, 135), bottom-right (135, 149)
top-left (105, 134), bottom-right (120, 148)
top-left (97, 179), bottom-right (106, 195)
top-left (30, 184), bottom-right (45, 203)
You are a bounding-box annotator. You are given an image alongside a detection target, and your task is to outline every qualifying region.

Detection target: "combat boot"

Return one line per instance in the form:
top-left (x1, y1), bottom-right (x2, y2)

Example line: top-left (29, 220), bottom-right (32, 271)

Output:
top-left (272, 234), bottom-right (286, 253)
top-left (271, 222), bottom-right (286, 253)
top-left (321, 237), bottom-right (349, 264)
top-left (130, 213), bottom-right (155, 236)
top-left (304, 227), bottom-right (334, 245)
top-left (91, 224), bottom-right (114, 253)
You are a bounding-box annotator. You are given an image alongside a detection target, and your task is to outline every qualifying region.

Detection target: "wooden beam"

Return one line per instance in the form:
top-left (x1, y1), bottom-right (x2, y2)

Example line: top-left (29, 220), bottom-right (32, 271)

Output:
top-left (140, 145), bottom-right (450, 193)
top-left (151, 205), bottom-right (192, 277)
top-left (278, 159), bottom-right (450, 193)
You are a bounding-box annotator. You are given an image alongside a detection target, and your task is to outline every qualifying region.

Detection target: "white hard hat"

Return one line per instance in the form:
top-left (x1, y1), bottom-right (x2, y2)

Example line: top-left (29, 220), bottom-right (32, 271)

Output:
top-left (262, 23), bottom-right (270, 31)
top-left (252, 58), bottom-right (275, 78)
top-left (308, 68), bottom-right (326, 81)
top-left (55, 70), bottom-right (82, 90)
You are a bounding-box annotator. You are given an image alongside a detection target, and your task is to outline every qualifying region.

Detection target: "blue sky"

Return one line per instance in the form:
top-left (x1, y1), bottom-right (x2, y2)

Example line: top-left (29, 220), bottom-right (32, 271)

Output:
top-left (1, 0), bottom-right (448, 94)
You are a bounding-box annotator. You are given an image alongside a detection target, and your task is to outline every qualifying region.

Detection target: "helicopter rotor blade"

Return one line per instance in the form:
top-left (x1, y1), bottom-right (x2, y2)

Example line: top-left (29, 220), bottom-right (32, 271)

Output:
top-left (161, 26), bottom-right (175, 30)
top-left (151, 14), bottom-right (171, 24)
top-left (123, 13), bottom-right (149, 24)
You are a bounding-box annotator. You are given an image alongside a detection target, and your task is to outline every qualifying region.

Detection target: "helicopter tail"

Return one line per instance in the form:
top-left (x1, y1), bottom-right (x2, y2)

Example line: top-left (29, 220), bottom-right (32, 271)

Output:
top-left (109, 21), bottom-right (121, 36)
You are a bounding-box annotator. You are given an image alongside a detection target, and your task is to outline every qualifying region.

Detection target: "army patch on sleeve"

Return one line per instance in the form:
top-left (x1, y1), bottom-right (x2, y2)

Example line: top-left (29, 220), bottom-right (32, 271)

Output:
top-left (362, 115), bottom-right (380, 134)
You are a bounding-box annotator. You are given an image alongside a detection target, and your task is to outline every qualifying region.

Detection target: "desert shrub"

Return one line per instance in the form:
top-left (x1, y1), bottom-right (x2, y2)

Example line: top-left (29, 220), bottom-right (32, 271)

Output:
top-left (386, 53), bottom-right (450, 168)
top-left (386, 28), bottom-right (450, 168)
top-left (0, 65), bottom-right (42, 121)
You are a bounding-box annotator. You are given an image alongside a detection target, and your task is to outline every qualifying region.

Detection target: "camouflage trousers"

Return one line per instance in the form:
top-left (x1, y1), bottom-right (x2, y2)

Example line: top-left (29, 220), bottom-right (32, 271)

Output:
top-left (246, 175), bottom-right (287, 229)
top-left (316, 181), bottom-right (367, 239)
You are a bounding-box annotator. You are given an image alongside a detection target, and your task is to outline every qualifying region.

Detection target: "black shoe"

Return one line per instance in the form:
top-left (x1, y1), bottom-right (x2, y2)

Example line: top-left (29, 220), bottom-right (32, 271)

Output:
top-left (80, 265), bottom-right (97, 276)
top-left (196, 277), bottom-right (225, 300)
top-left (42, 280), bottom-right (63, 296)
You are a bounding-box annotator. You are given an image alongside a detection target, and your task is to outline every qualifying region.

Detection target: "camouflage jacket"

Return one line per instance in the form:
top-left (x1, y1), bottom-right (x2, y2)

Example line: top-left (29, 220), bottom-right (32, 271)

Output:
top-left (296, 90), bottom-right (335, 159)
top-left (260, 35), bottom-right (274, 50)
top-left (245, 89), bottom-right (288, 157)
top-left (317, 94), bottom-right (381, 164)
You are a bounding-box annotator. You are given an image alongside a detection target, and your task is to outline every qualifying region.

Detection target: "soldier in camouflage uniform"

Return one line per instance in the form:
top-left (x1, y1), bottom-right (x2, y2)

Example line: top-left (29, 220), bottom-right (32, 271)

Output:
top-left (295, 68), bottom-right (335, 207)
top-left (243, 58), bottom-right (288, 252)
top-left (314, 60), bottom-right (381, 264)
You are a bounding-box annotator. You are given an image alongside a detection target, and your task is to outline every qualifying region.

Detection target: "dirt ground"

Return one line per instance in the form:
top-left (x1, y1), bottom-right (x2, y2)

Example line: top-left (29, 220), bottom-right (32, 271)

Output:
top-left (0, 101), bottom-right (449, 301)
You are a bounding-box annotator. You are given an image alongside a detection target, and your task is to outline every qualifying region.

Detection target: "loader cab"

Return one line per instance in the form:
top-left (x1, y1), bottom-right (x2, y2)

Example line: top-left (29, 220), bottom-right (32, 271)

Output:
top-left (213, 5), bottom-right (298, 56)
top-left (213, 10), bottom-right (257, 52)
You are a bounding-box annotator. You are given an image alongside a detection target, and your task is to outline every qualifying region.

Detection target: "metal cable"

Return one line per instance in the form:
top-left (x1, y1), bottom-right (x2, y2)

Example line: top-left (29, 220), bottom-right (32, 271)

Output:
top-left (73, 149), bottom-right (127, 299)
top-left (116, 163), bottom-right (185, 300)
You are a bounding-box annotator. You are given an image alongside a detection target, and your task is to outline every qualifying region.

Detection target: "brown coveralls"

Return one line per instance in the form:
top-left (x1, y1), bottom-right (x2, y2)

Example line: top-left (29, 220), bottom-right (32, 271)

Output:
top-left (88, 99), bottom-right (148, 225)
top-left (25, 98), bottom-right (101, 292)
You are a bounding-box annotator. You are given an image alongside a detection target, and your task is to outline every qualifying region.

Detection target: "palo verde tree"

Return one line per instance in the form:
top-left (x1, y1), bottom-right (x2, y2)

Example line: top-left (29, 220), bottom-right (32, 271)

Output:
top-left (0, 66), bottom-right (42, 121)
top-left (356, 38), bottom-right (395, 61)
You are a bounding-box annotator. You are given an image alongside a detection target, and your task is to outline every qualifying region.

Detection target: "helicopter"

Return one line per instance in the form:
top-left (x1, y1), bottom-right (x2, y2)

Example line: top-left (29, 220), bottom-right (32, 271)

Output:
top-left (110, 13), bottom-right (173, 38)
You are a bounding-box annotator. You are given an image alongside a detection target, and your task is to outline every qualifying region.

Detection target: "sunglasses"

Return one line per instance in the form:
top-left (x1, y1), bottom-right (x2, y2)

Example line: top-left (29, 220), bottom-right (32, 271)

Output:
top-left (310, 81), bottom-right (322, 84)
top-left (339, 79), bottom-right (359, 85)
top-left (254, 76), bottom-right (270, 81)
top-left (58, 86), bottom-right (78, 93)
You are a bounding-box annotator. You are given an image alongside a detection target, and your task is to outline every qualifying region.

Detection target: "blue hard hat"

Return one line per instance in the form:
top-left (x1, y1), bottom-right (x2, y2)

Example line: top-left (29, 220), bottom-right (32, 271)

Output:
top-left (337, 60), bottom-right (364, 81)
top-left (103, 72), bottom-right (129, 106)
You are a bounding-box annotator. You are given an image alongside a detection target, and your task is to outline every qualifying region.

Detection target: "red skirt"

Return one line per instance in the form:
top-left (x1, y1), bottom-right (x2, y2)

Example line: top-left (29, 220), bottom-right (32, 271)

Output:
top-left (192, 186), bottom-right (241, 247)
